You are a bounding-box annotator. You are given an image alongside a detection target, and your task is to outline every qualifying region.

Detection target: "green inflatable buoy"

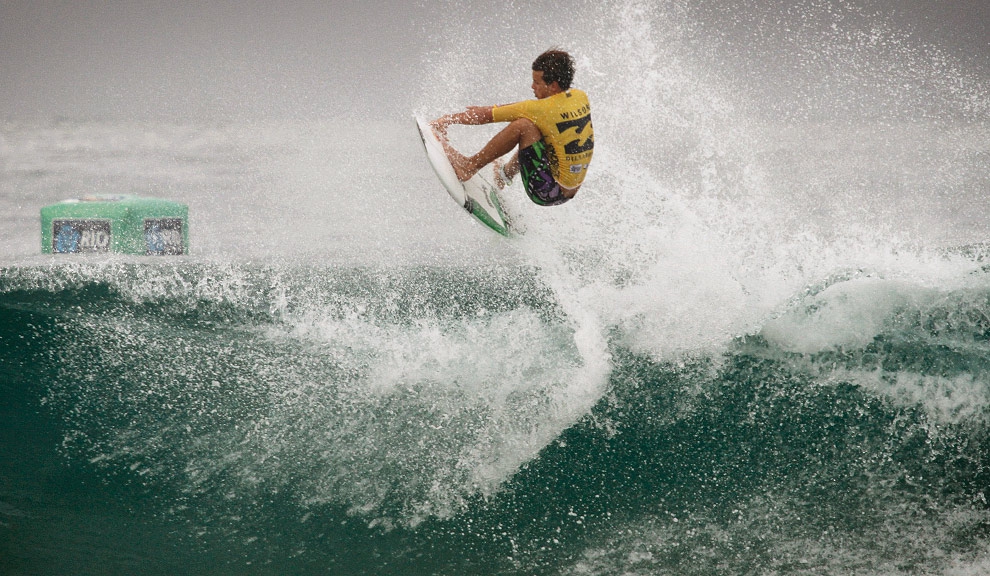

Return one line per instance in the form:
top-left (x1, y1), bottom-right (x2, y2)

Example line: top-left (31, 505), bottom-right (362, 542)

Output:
top-left (41, 195), bottom-right (189, 255)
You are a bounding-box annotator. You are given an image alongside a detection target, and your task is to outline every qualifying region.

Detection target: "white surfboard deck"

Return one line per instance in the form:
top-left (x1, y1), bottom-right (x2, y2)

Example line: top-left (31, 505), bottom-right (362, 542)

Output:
top-left (415, 117), bottom-right (510, 236)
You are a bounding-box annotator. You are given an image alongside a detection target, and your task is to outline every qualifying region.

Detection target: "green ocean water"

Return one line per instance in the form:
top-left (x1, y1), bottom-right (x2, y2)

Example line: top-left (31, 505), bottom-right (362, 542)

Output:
top-left (2, 261), bottom-right (988, 574)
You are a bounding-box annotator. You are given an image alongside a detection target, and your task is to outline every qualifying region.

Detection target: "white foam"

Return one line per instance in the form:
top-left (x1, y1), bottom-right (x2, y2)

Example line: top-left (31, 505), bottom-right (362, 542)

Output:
top-left (257, 299), bottom-right (605, 524)
top-left (762, 276), bottom-right (925, 353)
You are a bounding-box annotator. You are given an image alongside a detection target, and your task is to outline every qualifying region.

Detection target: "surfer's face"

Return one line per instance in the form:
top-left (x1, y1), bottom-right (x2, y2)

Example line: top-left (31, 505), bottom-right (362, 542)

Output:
top-left (531, 70), bottom-right (554, 99)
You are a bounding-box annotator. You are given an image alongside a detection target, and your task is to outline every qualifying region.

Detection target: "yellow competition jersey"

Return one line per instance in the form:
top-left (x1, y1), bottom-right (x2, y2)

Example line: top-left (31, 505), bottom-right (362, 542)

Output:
top-left (492, 89), bottom-right (594, 189)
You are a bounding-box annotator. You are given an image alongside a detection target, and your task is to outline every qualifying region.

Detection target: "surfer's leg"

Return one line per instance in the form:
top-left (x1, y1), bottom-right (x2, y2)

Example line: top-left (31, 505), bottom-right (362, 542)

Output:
top-left (492, 151), bottom-right (520, 189)
top-left (453, 119), bottom-right (541, 181)
top-left (504, 152), bottom-right (520, 180)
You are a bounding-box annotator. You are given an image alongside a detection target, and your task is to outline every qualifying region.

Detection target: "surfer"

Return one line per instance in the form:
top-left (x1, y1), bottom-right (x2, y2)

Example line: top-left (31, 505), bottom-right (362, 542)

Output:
top-left (431, 49), bottom-right (594, 206)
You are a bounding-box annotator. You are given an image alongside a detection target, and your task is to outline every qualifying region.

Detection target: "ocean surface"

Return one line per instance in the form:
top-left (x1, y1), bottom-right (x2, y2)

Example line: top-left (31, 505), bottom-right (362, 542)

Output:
top-left (3, 1), bottom-right (990, 574)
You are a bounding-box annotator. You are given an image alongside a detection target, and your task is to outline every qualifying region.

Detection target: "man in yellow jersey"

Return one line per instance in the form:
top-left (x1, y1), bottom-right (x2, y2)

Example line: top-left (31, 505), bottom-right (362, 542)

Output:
top-left (431, 49), bottom-right (594, 206)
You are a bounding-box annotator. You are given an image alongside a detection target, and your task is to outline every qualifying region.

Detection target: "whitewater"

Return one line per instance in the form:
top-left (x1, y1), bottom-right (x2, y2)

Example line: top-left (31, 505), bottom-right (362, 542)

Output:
top-left (2, 1), bottom-right (989, 574)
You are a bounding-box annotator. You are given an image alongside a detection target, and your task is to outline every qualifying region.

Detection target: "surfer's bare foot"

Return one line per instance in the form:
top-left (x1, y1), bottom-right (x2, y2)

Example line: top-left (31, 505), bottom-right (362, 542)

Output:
top-left (441, 141), bottom-right (477, 181)
top-left (429, 122), bottom-right (475, 181)
top-left (493, 160), bottom-right (512, 189)
top-left (431, 120), bottom-right (491, 182)
top-left (450, 155), bottom-right (475, 182)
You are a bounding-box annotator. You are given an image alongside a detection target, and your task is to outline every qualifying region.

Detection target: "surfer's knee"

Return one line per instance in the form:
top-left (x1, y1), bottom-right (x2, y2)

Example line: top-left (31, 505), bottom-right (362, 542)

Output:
top-left (509, 118), bottom-right (541, 147)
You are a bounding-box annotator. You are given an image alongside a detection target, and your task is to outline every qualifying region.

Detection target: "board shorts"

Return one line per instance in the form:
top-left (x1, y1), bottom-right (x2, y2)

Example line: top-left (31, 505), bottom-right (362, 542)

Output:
top-left (519, 140), bottom-right (571, 206)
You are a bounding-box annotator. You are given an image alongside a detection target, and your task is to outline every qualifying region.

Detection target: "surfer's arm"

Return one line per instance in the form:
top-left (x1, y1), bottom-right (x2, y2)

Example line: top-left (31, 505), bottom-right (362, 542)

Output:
top-left (432, 106), bottom-right (494, 135)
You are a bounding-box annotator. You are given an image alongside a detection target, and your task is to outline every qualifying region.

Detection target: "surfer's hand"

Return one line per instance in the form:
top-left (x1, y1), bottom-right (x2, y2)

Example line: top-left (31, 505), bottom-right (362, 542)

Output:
top-left (430, 118), bottom-right (449, 138)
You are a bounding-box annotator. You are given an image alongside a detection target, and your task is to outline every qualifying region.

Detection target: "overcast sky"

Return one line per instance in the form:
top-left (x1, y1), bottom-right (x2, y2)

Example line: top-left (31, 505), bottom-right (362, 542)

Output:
top-left (0, 1), bottom-right (440, 122)
top-left (1, 0), bottom-right (986, 123)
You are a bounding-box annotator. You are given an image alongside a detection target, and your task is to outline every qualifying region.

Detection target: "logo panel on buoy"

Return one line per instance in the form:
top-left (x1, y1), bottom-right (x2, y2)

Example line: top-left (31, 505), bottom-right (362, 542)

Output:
top-left (144, 218), bottom-right (184, 255)
top-left (52, 219), bottom-right (112, 253)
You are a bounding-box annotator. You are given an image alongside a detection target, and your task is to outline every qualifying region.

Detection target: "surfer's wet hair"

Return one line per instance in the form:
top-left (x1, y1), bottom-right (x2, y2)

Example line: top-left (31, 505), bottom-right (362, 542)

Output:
top-left (533, 49), bottom-right (575, 90)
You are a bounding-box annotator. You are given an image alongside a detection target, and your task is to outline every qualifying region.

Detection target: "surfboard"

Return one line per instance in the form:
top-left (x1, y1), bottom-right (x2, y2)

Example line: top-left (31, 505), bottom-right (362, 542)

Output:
top-left (415, 117), bottom-right (511, 236)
